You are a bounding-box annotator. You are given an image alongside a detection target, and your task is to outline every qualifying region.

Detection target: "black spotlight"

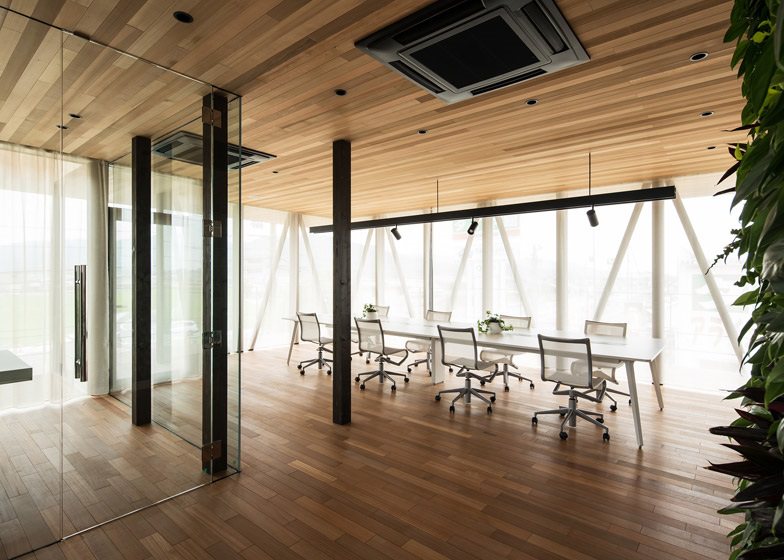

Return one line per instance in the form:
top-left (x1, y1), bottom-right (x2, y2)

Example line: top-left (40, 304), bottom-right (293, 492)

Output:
top-left (467, 219), bottom-right (478, 235)
top-left (391, 226), bottom-right (401, 240)
top-left (587, 208), bottom-right (599, 227)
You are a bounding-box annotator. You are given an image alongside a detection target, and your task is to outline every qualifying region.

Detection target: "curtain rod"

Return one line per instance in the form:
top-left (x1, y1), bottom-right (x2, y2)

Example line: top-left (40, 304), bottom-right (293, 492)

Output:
top-left (309, 186), bottom-right (676, 234)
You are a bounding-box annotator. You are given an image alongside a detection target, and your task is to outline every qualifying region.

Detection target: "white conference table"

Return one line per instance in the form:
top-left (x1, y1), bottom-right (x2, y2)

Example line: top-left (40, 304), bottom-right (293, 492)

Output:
top-left (285, 317), bottom-right (664, 447)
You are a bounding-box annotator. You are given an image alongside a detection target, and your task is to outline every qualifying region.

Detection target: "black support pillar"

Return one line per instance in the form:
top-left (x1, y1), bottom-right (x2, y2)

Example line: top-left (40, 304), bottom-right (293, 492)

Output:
top-left (332, 139), bottom-right (351, 425)
top-left (131, 136), bottom-right (151, 426)
top-left (203, 92), bottom-right (229, 472)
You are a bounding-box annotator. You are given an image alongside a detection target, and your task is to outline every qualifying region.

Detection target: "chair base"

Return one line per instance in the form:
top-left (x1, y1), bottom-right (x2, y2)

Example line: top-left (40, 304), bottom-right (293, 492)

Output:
top-left (435, 373), bottom-right (496, 413)
top-left (532, 393), bottom-right (609, 441)
top-left (485, 363), bottom-right (534, 391)
top-left (355, 361), bottom-right (408, 391)
top-left (297, 346), bottom-right (332, 374)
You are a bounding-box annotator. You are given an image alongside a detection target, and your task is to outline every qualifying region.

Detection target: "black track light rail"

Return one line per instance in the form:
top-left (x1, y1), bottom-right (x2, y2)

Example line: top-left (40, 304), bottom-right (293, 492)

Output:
top-left (309, 186), bottom-right (676, 234)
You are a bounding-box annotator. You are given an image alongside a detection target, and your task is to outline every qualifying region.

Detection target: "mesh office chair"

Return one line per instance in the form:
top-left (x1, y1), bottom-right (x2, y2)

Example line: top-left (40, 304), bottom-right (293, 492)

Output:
top-left (584, 320), bottom-right (630, 412)
top-left (296, 312), bottom-right (332, 374)
top-left (354, 318), bottom-right (409, 391)
top-left (479, 315), bottom-right (536, 391)
top-left (532, 335), bottom-right (610, 441)
top-left (406, 309), bottom-right (452, 375)
top-left (352, 305), bottom-right (390, 363)
top-left (435, 326), bottom-right (497, 414)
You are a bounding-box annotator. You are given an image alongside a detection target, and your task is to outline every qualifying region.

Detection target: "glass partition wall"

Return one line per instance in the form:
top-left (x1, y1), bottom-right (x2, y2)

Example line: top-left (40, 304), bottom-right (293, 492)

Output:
top-left (0, 8), bottom-right (240, 557)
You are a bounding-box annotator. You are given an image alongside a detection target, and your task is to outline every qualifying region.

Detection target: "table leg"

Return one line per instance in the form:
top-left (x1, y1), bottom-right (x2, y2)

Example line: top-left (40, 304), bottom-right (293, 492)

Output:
top-left (431, 337), bottom-right (445, 384)
top-left (286, 322), bottom-right (299, 366)
top-left (650, 358), bottom-right (664, 410)
top-left (625, 360), bottom-right (644, 448)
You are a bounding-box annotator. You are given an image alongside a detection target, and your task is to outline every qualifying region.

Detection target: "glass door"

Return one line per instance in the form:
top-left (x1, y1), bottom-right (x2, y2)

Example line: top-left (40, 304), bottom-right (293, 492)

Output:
top-left (0, 12), bottom-right (64, 557)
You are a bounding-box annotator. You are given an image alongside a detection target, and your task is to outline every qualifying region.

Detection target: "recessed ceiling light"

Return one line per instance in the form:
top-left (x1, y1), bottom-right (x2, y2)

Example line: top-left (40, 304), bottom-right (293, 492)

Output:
top-left (272, 170), bottom-right (279, 174)
top-left (706, 145), bottom-right (717, 150)
top-left (418, 129), bottom-right (428, 135)
top-left (699, 111), bottom-right (714, 118)
top-left (524, 98), bottom-right (539, 106)
top-left (69, 113), bottom-right (81, 119)
top-left (689, 52), bottom-right (709, 62)
top-left (56, 124), bottom-right (68, 130)
top-left (173, 11), bottom-right (194, 23)
top-left (334, 89), bottom-right (347, 96)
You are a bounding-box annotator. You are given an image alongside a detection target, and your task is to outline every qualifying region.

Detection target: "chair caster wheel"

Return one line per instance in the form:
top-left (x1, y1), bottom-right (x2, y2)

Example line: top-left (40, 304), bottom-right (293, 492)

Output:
top-left (327, 370), bottom-right (332, 375)
top-left (449, 368), bottom-right (453, 373)
top-left (504, 386), bottom-right (510, 392)
top-left (449, 405), bottom-right (455, 413)
top-left (559, 412), bottom-right (566, 417)
top-left (490, 396), bottom-right (496, 403)
top-left (480, 380), bottom-right (485, 386)
top-left (529, 383), bottom-right (535, 389)
top-left (603, 432), bottom-right (610, 442)
top-left (610, 405), bottom-right (617, 412)
top-left (628, 399), bottom-right (632, 406)
top-left (597, 417), bottom-right (604, 424)
top-left (487, 406), bottom-right (493, 414)
top-left (300, 371), bottom-right (305, 376)
top-left (435, 394), bottom-right (441, 401)
top-left (360, 384), bottom-right (365, 390)
top-left (404, 377), bottom-right (409, 383)
top-left (531, 417), bottom-right (538, 425)
top-left (391, 385), bottom-right (396, 392)
top-left (366, 359), bottom-right (371, 365)
top-left (354, 376), bottom-right (360, 382)
top-left (407, 367), bottom-right (412, 373)
top-left (559, 431), bottom-right (568, 440)
top-left (297, 365), bottom-right (302, 370)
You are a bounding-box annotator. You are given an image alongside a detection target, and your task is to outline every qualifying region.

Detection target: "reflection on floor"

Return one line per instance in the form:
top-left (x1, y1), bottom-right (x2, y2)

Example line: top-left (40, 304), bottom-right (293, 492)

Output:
top-left (0, 388), bottom-right (209, 559)
top-left (27, 343), bottom-right (739, 560)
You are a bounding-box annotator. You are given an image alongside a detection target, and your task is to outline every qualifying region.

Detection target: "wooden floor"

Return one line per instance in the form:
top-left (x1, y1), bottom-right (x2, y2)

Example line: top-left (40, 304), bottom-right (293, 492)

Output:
top-left (21, 343), bottom-right (739, 560)
top-left (1, 391), bottom-right (209, 560)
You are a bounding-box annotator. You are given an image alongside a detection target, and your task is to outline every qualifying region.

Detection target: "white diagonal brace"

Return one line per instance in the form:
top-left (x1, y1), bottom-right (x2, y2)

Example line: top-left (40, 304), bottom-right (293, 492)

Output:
top-left (450, 232), bottom-right (475, 311)
top-left (299, 217), bottom-right (325, 313)
top-left (352, 229), bottom-right (373, 311)
top-left (593, 202), bottom-right (643, 321)
top-left (672, 195), bottom-right (744, 365)
top-left (386, 229), bottom-right (415, 318)
top-left (495, 216), bottom-right (534, 317)
top-left (249, 214), bottom-right (290, 350)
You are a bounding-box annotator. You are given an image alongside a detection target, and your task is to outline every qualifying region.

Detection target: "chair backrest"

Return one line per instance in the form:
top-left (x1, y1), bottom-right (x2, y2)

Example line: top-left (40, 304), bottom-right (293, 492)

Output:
top-left (538, 334), bottom-right (594, 389)
top-left (425, 309), bottom-right (452, 322)
top-left (375, 305), bottom-right (390, 318)
top-left (297, 312), bottom-right (321, 343)
top-left (355, 318), bottom-right (385, 354)
top-left (584, 320), bottom-right (627, 338)
top-left (500, 314), bottom-right (532, 329)
top-left (438, 326), bottom-right (477, 369)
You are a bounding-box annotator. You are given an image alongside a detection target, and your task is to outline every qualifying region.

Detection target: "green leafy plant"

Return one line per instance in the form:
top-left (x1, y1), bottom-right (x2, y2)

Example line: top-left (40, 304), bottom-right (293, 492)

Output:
top-left (362, 303), bottom-right (377, 316)
top-left (707, 1), bottom-right (784, 558)
top-left (477, 311), bottom-right (513, 334)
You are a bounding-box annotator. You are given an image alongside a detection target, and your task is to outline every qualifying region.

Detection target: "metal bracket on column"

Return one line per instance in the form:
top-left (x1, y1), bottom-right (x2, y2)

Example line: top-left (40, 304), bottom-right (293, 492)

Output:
top-left (202, 331), bottom-right (223, 349)
top-left (202, 106), bottom-right (223, 128)
top-left (204, 219), bottom-right (223, 238)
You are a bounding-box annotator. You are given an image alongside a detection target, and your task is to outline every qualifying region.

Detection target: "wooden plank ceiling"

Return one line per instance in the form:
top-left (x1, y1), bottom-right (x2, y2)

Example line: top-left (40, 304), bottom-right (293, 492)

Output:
top-left (0, 0), bottom-right (744, 218)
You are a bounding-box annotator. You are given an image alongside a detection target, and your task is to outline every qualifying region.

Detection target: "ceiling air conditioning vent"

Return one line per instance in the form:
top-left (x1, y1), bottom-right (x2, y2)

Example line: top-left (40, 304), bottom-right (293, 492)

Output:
top-left (152, 131), bottom-right (276, 170)
top-left (356, 0), bottom-right (588, 104)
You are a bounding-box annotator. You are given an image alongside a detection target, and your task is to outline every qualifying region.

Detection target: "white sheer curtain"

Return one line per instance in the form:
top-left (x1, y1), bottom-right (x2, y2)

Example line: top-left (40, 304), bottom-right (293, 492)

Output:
top-left (0, 142), bottom-right (109, 410)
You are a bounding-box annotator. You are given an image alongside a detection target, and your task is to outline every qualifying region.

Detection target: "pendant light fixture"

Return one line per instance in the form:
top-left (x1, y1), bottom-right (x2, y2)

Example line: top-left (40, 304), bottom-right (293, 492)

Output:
top-left (586, 152), bottom-right (599, 227)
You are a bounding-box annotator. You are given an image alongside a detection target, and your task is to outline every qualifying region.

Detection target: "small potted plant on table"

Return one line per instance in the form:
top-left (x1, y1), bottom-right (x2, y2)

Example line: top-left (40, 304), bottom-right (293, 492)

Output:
top-left (477, 311), bottom-right (512, 334)
top-left (363, 303), bottom-right (378, 320)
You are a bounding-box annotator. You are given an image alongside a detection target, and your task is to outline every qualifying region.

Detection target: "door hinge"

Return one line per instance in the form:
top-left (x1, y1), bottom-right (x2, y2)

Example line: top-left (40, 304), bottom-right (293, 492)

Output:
top-left (202, 331), bottom-right (222, 349)
top-left (201, 440), bottom-right (223, 463)
top-left (202, 106), bottom-right (223, 128)
top-left (204, 219), bottom-right (222, 238)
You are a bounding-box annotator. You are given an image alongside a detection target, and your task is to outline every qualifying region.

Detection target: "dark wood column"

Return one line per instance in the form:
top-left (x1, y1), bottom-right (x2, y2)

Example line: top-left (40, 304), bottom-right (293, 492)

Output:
top-left (131, 136), bottom-right (151, 426)
top-left (332, 139), bottom-right (351, 425)
top-left (203, 92), bottom-right (229, 472)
